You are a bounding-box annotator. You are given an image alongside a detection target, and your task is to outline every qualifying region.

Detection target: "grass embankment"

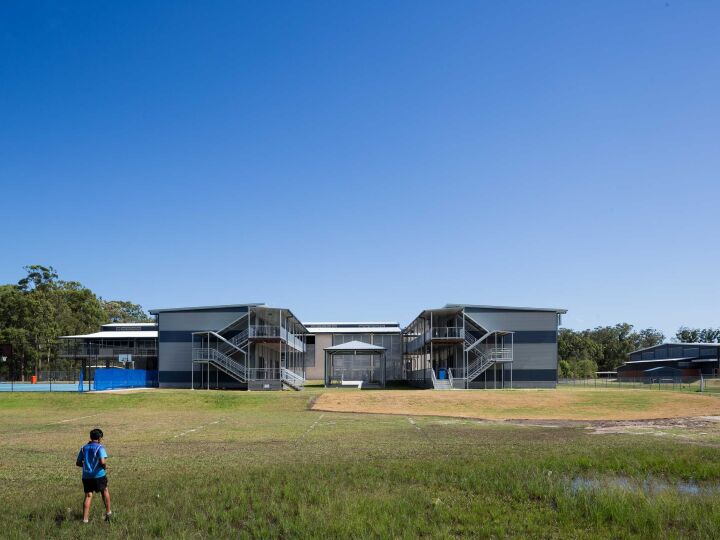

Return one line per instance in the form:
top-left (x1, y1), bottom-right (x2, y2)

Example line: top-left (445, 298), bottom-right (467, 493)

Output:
top-left (1, 389), bottom-right (720, 538)
top-left (312, 387), bottom-right (720, 421)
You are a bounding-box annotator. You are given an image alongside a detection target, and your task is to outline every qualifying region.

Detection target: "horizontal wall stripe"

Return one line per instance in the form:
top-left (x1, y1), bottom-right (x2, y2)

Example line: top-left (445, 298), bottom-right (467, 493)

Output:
top-left (159, 369), bottom-right (248, 388)
top-left (505, 368), bottom-right (557, 381)
top-left (159, 331), bottom-right (194, 342)
top-left (512, 331), bottom-right (557, 344)
top-left (466, 368), bottom-right (556, 382)
top-left (159, 370), bottom-right (193, 383)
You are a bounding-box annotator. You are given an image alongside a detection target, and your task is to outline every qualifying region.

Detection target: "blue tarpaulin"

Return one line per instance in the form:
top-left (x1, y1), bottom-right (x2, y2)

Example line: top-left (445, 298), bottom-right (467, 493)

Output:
top-left (94, 368), bottom-right (159, 391)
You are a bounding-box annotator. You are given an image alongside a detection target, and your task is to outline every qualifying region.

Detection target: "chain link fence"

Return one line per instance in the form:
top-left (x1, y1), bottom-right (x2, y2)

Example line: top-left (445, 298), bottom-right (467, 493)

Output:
top-left (559, 375), bottom-right (720, 393)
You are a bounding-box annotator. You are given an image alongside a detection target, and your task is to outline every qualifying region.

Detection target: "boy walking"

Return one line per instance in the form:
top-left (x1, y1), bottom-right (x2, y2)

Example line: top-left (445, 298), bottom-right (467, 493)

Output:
top-left (76, 428), bottom-right (112, 523)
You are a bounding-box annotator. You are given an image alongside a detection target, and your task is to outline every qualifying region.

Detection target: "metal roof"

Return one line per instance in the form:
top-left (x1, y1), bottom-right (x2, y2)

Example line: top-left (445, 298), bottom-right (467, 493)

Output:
top-left (149, 303), bottom-right (264, 314)
top-left (445, 304), bottom-right (568, 314)
top-left (60, 331), bottom-right (158, 339)
top-left (304, 322), bottom-right (399, 326)
top-left (628, 342), bottom-right (720, 355)
top-left (324, 340), bottom-right (386, 352)
top-left (307, 327), bottom-right (401, 334)
top-left (624, 358), bottom-right (691, 365)
top-left (102, 322), bottom-right (156, 327)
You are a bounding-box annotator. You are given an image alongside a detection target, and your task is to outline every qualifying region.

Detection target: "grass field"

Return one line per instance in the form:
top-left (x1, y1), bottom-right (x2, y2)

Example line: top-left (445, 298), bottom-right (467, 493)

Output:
top-left (312, 387), bottom-right (720, 420)
top-left (2, 388), bottom-right (720, 538)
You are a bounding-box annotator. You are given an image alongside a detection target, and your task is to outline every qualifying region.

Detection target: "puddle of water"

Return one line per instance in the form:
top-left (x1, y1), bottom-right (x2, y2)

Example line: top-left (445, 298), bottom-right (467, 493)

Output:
top-left (570, 476), bottom-right (718, 496)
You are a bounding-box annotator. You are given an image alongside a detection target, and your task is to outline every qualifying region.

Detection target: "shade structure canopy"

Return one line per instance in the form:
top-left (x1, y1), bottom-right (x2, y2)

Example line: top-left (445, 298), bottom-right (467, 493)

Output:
top-left (324, 341), bottom-right (386, 388)
top-left (324, 340), bottom-right (386, 353)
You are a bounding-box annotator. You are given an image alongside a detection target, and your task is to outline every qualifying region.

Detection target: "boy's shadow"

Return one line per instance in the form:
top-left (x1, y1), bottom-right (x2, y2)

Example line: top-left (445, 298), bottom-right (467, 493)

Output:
top-left (54, 509), bottom-right (83, 525)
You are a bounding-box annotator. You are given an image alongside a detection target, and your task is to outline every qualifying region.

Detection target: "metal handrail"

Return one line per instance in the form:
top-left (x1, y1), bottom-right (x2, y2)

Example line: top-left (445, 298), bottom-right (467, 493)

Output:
top-left (466, 347), bottom-right (513, 381)
top-left (229, 328), bottom-right (249, 347)
top-left (250, 325), bottom-right (281, 337)
top-left (193, 347), bottom-right (247, 382)
top-left (465, 331), bottom-right (492, 352)
top-left (59, 346), bottom-right (158, 357)
top-left (248, 326), bottom-right (306, 352)
top-left (431, 327), bottom-right (465, 339)
top-left (281, 367), bottom-right (304, 381)
top-left (246, 367), bottom-right (282, 380)
top-left (208, 331), bottom-right (247, 358)
top-left (281, 367), bottom-right (305, 389)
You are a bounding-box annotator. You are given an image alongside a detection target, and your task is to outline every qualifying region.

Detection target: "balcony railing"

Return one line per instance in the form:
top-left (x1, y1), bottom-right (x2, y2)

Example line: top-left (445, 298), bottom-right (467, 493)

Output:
top-left (59, 345), bottom-right (157, 358)
top-left (404, 327), bottom-right (465, 353)
top-left (248, 326), bottom-right (306, 352)
top-left (431, 327), bottom-right (465, 339)
top-left (250, 325), bottom-right (281, 338)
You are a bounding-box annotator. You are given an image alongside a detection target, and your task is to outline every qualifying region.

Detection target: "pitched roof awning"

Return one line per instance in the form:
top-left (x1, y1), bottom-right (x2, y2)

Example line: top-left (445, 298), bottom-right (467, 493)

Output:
top-left (324, 340), bottom-right (385, 353)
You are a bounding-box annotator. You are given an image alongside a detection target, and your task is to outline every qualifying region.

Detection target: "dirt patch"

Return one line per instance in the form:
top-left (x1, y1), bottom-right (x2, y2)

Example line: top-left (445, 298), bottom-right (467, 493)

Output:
top-left (311, 389), bottom-right (720, 421)
top-left (588, 415), bottom-right (720, 436)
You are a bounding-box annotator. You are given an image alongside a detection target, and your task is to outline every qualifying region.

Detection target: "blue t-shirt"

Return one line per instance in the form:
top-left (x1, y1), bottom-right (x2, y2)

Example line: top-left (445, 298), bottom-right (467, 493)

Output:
top-left (77, 442), bottom-right (108, 479)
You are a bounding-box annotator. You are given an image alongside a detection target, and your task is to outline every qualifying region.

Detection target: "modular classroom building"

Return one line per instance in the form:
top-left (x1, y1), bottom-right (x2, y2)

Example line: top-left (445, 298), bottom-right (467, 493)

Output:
top-left (143, 303), bottom-right (565, 391)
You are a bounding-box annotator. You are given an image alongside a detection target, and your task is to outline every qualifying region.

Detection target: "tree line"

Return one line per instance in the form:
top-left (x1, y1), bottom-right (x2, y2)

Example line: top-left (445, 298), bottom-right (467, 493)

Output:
top-left (0, 265), bottom-right (152, 380)
top-left (558, 323), bottom-right (720, 378)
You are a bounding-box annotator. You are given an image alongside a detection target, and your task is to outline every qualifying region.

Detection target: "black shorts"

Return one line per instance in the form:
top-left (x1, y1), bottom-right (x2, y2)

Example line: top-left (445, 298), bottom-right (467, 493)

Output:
top-left (82, 476), bottom-right (108, 493)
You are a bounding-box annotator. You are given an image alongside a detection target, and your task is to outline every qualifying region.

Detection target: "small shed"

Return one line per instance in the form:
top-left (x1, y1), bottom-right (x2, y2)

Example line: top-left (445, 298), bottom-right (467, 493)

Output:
top-left (324, 340), bottom-right (386, 388)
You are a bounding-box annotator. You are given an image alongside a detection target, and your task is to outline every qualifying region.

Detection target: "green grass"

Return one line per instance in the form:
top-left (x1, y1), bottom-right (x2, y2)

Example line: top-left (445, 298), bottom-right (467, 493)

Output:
top-left (1, 390), bottom-right (720, 538)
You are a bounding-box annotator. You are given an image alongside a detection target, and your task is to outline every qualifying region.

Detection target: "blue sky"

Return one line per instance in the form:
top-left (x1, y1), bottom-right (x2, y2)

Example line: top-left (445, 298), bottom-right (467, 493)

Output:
top-left (1, 1), bottom-right (718, 335)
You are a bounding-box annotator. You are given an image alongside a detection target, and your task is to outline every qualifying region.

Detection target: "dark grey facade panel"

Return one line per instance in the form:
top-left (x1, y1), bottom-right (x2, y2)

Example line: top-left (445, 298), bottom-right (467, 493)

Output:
top-left (160, 370), bottom-right (193, 383)
top-left (159, 331), bottom-right (194, 342)
top-left (512, 331), bottom-right (557, 344)
top-left (159, 370), bottom-right (247, 388)
top-left (509, 368), bottom-right (557, 381)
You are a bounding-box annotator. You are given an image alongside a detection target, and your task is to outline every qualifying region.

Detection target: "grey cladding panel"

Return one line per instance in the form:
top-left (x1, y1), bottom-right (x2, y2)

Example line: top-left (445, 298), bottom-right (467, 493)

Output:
top-left (159, 308), bottom-right (247, 332)
top-left (510, 344), bottom-right (558, 371)
top-left (464, 309), bottom-right (558, 332)
top-left (158, 342), bottom-right (194, 371)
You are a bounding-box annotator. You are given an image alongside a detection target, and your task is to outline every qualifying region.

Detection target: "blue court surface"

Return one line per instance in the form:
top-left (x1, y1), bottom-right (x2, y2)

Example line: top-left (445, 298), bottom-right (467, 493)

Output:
top-left (0, 383), bottom-right (84, 392)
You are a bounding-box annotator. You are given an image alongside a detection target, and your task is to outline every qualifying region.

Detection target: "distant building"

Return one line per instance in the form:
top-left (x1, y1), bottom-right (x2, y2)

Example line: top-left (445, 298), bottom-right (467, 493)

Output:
top-left (59, 322), bottom-right (158, 372)
top-left (617, 343), bottom-right (720, 381)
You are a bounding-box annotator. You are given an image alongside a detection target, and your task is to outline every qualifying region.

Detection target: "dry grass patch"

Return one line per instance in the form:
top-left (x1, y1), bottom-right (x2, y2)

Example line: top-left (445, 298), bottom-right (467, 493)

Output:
top-left (312, 388), bottom-right (720, 421)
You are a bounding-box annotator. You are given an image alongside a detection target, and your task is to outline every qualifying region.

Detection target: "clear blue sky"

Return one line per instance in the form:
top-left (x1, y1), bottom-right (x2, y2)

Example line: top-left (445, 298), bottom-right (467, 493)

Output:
top-left (1, 1), bottom-right (718, 336)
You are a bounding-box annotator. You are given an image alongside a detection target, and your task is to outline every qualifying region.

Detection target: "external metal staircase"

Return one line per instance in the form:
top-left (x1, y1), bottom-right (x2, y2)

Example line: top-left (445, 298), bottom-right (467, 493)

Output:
top-left (464, 326), bottom-right (509, 379)
top-left (430, 369), bottom-right (452, 390)
top-left (192, 347), bottom-right (248, 382)
top-left (281, 367), bottom-right (305, 391)
top-left (192, 310), bottom-right (306, 390)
